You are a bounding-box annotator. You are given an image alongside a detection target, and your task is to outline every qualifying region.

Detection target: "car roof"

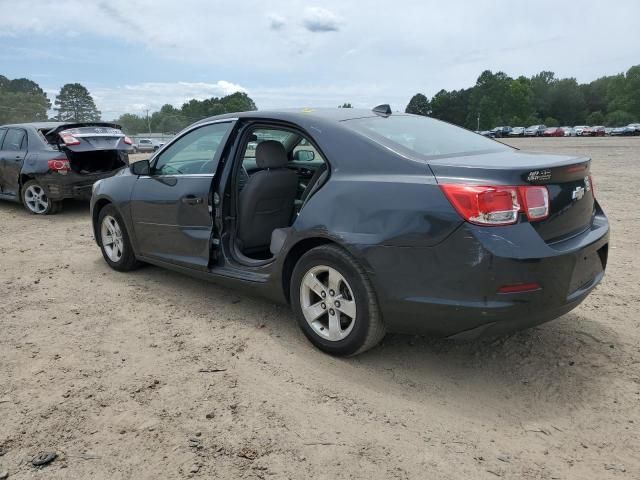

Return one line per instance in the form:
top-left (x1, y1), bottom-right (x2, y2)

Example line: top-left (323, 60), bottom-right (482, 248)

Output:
top-left (195, 107), bottom-right (385, 126)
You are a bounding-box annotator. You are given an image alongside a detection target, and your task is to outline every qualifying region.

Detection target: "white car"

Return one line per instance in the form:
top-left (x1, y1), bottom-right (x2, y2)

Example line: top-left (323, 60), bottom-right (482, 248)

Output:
top-left (573, 126), bottom-right (589, 136)
top-left (561, 126), bottom-right (573, 137)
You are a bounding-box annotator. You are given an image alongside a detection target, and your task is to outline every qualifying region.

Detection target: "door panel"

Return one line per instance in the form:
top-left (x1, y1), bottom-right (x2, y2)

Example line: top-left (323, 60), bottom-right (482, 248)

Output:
top-left (0, 128), bottom-right (27, 196)
top-left (131, 175), bottom-right (214, 269)
top-left (129, 121), bottom-right (234, 270)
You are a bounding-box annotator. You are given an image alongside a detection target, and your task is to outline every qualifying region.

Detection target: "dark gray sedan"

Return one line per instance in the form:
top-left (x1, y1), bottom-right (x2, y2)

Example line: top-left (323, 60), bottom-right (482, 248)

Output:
top-left (0, 122), bottom-right (131, 214)
top-left (91, 107), bottom-right (609, 356)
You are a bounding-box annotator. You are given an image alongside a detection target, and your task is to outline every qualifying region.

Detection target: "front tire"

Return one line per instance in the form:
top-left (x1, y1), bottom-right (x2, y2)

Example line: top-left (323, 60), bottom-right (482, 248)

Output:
top-left (22, 180), bottom-right (62, 215)
top-left (291, 245), bottom-right (385, 356)
top-left (98, 204), bottom-right (141, 272)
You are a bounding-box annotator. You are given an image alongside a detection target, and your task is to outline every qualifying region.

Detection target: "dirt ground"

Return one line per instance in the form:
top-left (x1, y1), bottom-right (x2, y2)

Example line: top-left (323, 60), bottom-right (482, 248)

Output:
top-left (1, 137), bottom-right (638, 479)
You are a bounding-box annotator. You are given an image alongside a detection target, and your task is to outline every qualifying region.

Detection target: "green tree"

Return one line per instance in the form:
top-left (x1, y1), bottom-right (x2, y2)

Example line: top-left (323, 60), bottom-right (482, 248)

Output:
top-left (219, 92), bottom-right (257, 113)
top-left (430, 88), bottom-right (471, 127)
top-left (586, 111), bottom-right (605, 125)
top-left (115, 113), bottom-right (148, 135)
top-left (530, 71), bottom-right (556, 120)
top-left (548, 78), bottom-right (587, 125)
top-left (605, 110), bottom-right (635, 126)
top-left (0, 75), bottom-right (50, 124)
top-left (54, 83), bottom-right (101, 121)
top-left (544, 117), bottom-right (559, 127)
top-left (405, 93), bottom-right (431, 116)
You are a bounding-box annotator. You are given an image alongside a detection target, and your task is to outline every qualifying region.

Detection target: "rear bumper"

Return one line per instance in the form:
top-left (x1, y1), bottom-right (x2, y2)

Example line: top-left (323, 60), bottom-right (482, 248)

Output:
top-left (361, 208), bottom-right (609, 338)
top-left (38, 170), bottom-right (121, 201)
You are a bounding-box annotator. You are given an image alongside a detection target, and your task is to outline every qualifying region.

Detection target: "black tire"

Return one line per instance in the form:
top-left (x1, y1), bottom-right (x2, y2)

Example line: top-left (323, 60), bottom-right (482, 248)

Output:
top-left (97, 204), bottom-right (141, 272)
top-left (290, 244), bottom-right (385, 356)
top-left (21, 179), bottom-right (62, 215)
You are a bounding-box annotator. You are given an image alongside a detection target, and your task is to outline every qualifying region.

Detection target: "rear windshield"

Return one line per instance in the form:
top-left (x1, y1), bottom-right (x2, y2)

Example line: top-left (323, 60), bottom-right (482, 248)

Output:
top-left (344, 115), bottom-right (509, 158)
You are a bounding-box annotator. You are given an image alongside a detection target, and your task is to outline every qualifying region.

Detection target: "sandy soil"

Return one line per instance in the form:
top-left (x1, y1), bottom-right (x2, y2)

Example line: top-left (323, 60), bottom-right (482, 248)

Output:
top-left (1, 137), bottom-right (639, 479)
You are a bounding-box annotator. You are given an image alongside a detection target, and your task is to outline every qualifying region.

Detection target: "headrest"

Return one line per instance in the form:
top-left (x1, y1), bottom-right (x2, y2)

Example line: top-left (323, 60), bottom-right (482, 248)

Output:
top-left (255, 140), bottom-right (287, 169)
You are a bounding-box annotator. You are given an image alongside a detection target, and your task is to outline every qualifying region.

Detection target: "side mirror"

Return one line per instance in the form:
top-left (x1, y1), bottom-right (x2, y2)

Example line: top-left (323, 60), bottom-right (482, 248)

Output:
top-left (293, 149), bottom-right (315, 161)
top-left (130, 159), bottom-right (150, 176)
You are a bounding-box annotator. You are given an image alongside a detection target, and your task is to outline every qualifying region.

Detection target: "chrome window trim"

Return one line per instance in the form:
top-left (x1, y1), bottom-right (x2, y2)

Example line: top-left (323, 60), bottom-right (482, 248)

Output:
top-left (138, 173), bottom-right (215, 179)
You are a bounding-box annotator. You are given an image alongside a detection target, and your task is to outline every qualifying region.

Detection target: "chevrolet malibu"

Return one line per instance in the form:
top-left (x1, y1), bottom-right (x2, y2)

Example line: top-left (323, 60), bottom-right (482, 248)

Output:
top-left (90, 106), bottom-right (609, 356)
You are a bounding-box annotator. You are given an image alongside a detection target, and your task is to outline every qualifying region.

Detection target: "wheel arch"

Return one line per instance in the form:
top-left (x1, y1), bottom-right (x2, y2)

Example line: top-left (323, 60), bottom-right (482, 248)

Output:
top-left (19, 173), bottom-right (35, 194)
top-left (280, 236), bottom-right (371, 304)
top-left (92, 198), bottom-right (113, 246)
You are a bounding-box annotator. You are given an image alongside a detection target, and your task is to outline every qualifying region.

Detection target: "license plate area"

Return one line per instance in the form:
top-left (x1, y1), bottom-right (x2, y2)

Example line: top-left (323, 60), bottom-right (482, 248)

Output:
top-left (568, 246), bottom-right (606, 295)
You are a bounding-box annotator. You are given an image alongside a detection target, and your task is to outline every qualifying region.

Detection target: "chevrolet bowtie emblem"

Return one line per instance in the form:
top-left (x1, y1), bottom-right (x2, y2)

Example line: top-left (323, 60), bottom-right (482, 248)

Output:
top-left (572, 186), bottom-right (585, 201)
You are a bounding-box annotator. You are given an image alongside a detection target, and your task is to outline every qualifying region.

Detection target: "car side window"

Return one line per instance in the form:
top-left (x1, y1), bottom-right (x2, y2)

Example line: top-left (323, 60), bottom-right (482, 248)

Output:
top-left (153, 122), bottom-right (231, 175)
top-left (3, 128), bottom-right (27, 152)
top-left (0, 128), bottom-right (7, 148)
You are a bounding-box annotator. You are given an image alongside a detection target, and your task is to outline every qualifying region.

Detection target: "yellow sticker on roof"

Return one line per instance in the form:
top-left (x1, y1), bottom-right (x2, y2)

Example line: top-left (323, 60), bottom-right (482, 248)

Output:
top-left (301, 108), bottom-right (315, 113)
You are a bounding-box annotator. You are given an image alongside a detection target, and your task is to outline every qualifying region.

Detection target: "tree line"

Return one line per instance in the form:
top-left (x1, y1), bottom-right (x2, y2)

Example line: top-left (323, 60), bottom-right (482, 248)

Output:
top-left (0, 74), bottom-right (256, 133)
top-left (115, 92), bottom-right (257, 134)
top-left (3, 64), bottom-right (639, 132)
top-left (406, 65), bottom-right (640, 129)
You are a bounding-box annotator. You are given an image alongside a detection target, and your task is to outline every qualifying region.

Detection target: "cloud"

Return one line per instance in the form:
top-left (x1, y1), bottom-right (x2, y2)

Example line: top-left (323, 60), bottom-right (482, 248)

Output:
top-left (302, 7), bottom-right (342, 33)
top-left (267, 13), bottom-right (286, 31)
top-left (2, 0), bottom-right (640, 120)
top-left (84, 81), bottom-right (246, 119)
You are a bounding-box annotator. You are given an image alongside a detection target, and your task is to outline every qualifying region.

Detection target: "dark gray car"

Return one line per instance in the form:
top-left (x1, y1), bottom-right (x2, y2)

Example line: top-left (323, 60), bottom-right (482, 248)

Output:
top-left (91, 107), bottom-right (608, 356)
top-left (0, 122), bottom-right (131, 214)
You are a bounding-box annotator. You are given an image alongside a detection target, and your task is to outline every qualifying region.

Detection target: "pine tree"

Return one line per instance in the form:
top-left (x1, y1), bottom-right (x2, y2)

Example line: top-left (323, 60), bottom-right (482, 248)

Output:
top-left (54, 83), bottom-right (101, 121)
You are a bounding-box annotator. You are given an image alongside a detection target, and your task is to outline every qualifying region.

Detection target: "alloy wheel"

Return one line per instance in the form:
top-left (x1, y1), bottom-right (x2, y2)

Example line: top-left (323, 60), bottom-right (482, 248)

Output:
top-left (24, 184), bottom-right (49, 214)
top-left (101, 215), bottom-right (124, 262)
top-left (299, 265), bottom-right (357, 341)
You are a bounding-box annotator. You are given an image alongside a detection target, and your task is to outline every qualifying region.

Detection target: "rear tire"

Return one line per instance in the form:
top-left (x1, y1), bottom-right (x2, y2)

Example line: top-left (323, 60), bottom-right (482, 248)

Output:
top-left (21, 180), bottom-right (62, 215)
top-left (97, 204), bottom-right (141, 272)
top-left (290, 245), bottom-right (385, 356)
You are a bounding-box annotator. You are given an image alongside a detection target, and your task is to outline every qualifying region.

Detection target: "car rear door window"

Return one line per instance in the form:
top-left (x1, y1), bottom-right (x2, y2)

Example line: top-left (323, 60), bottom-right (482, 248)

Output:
top-left (0, 128), bottom-right (7, 148)
top-left (154, 122), bottom-right (231, 175)
top-left (3, 128), bottom-right (27, 151)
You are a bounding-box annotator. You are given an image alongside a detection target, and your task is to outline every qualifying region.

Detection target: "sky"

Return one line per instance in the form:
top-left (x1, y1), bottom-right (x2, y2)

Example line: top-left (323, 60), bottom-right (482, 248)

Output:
top-left (1, 0), bottom-right (639, 120)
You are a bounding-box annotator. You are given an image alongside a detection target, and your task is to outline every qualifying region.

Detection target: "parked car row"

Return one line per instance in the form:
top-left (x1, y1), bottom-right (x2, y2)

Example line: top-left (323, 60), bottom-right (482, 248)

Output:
top-left (478, 123), bottom-right (640, 138)
top-left (1, 108), bottom-right (610, 356)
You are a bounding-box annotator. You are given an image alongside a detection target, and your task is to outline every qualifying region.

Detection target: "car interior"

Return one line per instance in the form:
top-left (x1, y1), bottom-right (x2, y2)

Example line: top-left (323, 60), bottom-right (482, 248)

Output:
top-left (231, 127), bottom-right (329, 262)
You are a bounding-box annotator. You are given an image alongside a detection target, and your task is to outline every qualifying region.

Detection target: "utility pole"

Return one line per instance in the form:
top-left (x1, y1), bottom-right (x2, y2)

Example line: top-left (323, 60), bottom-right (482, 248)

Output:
top-left (477, 112), bottom-right (480, 131)
top-left (145, 109), bottom-right (151, 133)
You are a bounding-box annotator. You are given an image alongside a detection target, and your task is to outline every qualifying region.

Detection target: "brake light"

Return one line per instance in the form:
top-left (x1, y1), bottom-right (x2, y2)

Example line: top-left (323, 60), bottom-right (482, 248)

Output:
top-left (48, 158), bottom-right (71, 174)
top-left (59, 130), bottom-right (80, 146)
top-left (440, 184), bottom-right (549, 226)
top-left (520, 186), bottom-right (549, 220)
top-left (123, 136), bottom-right (133, 145)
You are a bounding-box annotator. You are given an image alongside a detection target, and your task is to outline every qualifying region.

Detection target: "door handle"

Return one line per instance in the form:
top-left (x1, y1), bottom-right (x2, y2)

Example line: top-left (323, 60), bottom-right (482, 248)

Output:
top-left (181, 195), bottom-right (204, 205)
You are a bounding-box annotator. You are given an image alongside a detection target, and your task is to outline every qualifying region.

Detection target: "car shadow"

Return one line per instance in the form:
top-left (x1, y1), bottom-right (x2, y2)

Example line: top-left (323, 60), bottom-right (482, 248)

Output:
top-left (118, 262), bottom-right (619, 422)
top-left (0, 198), bottom-right (90, 217)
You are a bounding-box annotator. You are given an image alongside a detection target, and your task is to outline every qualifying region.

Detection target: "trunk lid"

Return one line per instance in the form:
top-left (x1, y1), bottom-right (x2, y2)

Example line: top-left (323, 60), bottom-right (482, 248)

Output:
top-left (429, 150), bottom-right (595, 243)
top-left (44, 123), bottom-right (131, 152)
top-left (42, 123), bottom-right (130, 174)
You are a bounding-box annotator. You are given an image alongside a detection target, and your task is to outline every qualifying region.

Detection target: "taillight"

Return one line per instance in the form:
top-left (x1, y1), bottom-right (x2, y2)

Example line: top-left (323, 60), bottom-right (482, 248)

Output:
top-left (440, 184), bottom-right (549, 226)
top-left (48, 158), bottom-right (71, 174)
top-left (520, 186), bottom-right (549, 220)
top-left (59, 131), bottom-right (80, 146)
top-left (123, 136), bottom-right (133, 145)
